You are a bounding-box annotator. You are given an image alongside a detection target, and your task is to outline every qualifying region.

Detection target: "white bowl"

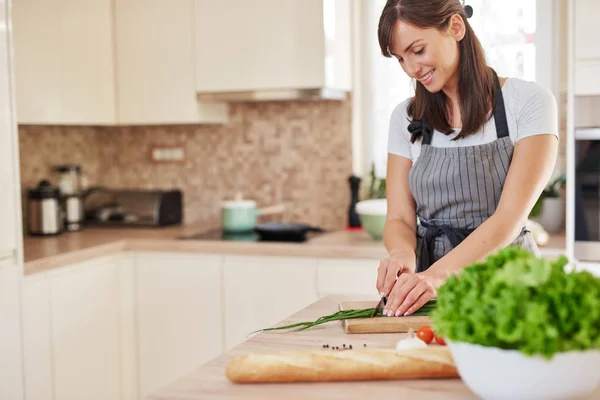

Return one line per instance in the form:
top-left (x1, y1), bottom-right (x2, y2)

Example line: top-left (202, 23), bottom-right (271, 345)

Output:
top-left (355, 199), bottom-right (387, 240)
top-left (447, 341), bottom-right (600, 400)
top-left (355, 199), bottom-right (387, 215)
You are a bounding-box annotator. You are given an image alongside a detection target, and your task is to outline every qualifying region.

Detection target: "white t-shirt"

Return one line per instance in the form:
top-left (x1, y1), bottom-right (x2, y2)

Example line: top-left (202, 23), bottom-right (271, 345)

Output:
top-left (387, 77), bottom-right (559, 162)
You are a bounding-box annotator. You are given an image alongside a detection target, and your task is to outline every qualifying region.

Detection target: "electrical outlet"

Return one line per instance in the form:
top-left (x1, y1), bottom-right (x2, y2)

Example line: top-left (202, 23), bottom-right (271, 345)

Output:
top-left (151, 147), bottom-right (185, 162)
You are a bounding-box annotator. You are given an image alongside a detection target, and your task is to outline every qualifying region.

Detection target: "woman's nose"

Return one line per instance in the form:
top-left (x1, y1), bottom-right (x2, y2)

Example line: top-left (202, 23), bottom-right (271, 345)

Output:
top-left (403, 59), bottom-right (421, 79)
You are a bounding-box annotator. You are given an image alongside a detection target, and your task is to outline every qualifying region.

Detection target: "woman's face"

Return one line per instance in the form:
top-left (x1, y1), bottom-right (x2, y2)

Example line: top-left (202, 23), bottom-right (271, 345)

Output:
top-left (388, 17), bottom-right (464, 93)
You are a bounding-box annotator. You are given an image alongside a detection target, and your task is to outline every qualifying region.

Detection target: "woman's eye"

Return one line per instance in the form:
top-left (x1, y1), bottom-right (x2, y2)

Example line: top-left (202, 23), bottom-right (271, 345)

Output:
top-left (414, 48), bottom-right (425, 55)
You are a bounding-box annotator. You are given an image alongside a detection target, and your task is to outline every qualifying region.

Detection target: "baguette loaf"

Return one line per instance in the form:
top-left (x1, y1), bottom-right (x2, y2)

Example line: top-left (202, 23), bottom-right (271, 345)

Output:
top-left (226, 347), bottom-right (459, 383)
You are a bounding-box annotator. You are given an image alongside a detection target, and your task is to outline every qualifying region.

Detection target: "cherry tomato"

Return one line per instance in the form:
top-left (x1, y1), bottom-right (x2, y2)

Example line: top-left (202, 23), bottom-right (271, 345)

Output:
top-left (434, 334), bottom-right (446, 346)
top-left (416, 326), bottom-right (434, 344)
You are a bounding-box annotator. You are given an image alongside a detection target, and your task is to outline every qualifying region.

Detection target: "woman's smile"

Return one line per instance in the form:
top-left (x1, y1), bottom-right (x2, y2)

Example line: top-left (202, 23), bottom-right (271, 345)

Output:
top-left (417, 69), bottom-right (435, 86)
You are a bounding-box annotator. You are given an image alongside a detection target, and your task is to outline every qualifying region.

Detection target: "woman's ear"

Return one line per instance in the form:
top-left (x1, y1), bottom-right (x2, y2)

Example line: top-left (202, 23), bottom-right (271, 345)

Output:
top-left (448, 14), bottom-right (466, 41)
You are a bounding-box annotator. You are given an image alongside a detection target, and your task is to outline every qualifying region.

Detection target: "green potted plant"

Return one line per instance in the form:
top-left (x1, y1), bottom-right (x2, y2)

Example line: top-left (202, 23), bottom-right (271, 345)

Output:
top-left (529, 173), bottom-right (566, 234)
top-left (355, 163), bottom-right (387, 240)
top-left (367, 162), bottom-right (386, 200)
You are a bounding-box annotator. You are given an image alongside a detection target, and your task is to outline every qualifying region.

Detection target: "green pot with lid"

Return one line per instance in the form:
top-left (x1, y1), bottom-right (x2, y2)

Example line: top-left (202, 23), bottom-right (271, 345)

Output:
top-left (221, 198), bottom-right (286, 233)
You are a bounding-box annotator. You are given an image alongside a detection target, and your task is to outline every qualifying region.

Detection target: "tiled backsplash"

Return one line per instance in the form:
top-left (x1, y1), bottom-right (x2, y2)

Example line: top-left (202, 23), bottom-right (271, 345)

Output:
top-left (19, 100), bottom-right (354, 230)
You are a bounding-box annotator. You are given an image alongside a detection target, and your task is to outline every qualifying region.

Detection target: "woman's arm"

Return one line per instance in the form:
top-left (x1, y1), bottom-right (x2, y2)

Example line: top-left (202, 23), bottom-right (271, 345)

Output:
top-left (423, 134), bottom-right (558, 283)
top-left (383, 154), bottom-right (417, 260)
top-left (376, 154), bottom-right (418, 298)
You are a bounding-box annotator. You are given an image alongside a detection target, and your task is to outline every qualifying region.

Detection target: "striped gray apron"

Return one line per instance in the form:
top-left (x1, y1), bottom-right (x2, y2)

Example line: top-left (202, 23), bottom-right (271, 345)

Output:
top-left (408, 71), bottom-right (538, 273)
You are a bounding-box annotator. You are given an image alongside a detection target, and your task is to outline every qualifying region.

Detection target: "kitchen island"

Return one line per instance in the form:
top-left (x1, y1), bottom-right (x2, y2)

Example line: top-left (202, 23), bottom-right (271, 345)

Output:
top-left (19, 228), bottom-right (587, 399)
top-left (147, 294), bottom-right (479, 400)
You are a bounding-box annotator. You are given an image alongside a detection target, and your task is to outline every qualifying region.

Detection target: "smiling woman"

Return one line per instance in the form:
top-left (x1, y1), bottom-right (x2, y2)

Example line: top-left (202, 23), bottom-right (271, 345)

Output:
top-left (371, 0), bottom-right (559, 318)
top-left (378, 0), bottom-right (494, 137)
top-left (358, 0), bottom-right (551, 179)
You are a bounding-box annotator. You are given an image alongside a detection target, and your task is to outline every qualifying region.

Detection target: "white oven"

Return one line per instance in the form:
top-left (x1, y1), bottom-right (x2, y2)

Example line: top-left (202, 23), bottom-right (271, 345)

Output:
top-left (574, 128), bottom-right (600, 261)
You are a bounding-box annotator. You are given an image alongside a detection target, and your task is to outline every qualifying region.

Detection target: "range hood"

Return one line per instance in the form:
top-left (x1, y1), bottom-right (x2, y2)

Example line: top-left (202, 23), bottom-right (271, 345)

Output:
top-left (193, 0), bottom-right (352, 102)
top-left (196, 88), bottom-right (347, 103)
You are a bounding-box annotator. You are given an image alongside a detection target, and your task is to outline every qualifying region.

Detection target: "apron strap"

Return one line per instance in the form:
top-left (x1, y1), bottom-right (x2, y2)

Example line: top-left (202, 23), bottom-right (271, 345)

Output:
top-left (418, 69), bottom-right (509, 144)
top-left (416, 220), bottom-right (532, 272)
top-left (421, 123), bottom-right (433, 145)
top-left (492, 70), bottom-right (510, 139)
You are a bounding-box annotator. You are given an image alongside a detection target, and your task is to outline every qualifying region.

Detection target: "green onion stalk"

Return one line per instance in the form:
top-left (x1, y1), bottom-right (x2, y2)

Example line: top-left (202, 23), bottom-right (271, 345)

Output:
top-left (250, 300), bottom-right (436, 335)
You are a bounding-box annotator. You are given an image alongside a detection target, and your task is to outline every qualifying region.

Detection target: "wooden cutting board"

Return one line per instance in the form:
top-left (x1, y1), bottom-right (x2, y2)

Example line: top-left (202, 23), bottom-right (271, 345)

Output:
top-left (338, 301), bottom-right (431, 334)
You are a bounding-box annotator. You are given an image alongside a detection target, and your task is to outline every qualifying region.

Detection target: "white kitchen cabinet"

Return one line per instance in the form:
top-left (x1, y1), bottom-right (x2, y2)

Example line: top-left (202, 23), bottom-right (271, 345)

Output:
top-left (223, 255), bottom-right (319, 350)
top-left (0, 0), bottom-right (21, 257)
top-left (22, 274), bottom-right (53, 400)
top-left (195, 0), bottom-right (351, 99)
top-left (574, 0), bottom-right (600, 95)
top-left (116, 252), bottom-right (137, 400)
top-left (13, 0), bottom-right (117, 124)
top-left (22, 254), bottom-right (134, 400)
top-left (114, 0), bottom-right (228, 124)
top-left (50, 256), bottom-right (122, 400)
top-left (0, 2), bottom-right (25, 398)
top-left (0, 262), bottom-right (25, 400)
top-left (574, 61), bottom-right (600, 96)
top-left (317, 258), bottom-right (379, 297)
top-left (134, 252), bottom-right (223, 398)
top-left (574, 0), bottom-right (600, 61)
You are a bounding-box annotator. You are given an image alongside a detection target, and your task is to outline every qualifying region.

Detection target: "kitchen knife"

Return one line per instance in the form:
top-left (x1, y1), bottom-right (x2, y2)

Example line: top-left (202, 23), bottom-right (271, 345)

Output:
top-left (370, 296), bottom-right (387, 318)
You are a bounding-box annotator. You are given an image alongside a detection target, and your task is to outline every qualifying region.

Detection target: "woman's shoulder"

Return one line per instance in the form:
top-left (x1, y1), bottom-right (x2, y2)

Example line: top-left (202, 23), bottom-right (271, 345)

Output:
top-left (388, 98), bottom-right (417, 159)
top-left (502, 77), bottom-right (557, 106)
top-left (390, 97), bottom-right (414, 125)
top-left (502, 77), bottom-right (558, 138)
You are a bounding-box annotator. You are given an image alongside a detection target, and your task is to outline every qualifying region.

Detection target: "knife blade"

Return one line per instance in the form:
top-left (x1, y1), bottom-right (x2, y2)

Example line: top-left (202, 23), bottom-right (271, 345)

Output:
top-left (370, 296), bottom-right (387, 318)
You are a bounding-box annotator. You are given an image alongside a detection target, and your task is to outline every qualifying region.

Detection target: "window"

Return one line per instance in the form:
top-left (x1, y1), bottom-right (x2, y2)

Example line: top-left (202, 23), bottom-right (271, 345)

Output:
top-left (356, 0), bottom-right (556, 178)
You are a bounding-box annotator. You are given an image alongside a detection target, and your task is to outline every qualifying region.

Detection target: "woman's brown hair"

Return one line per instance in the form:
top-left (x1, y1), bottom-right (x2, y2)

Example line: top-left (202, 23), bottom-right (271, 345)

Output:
top-left (378, 0), bottom-right (495, 142)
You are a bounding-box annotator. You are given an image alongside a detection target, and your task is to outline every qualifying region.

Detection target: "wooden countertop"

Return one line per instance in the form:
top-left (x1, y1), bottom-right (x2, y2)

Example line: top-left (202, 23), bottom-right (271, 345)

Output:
top-left (22, 226), bottom-right (390, 275)
top-left (148, 294), bottom-right (478, 400)
top-left (22, 225), bottom-right (566, 276)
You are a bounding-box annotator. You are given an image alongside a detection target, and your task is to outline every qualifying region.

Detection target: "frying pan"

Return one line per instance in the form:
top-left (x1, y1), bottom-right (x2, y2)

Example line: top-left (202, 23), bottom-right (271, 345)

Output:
top-left (254, 222), bottom-right (324, 242)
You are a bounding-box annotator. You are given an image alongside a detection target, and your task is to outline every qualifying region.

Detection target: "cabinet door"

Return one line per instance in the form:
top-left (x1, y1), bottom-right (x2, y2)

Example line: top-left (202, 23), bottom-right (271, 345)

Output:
top-left (317, 258), bottom-right (379, 297)
top-left (12, 0), bottom-right (116, 124)
top-left (115, 0), bottom-right (228, 124)
top-left (59, 0), bottom-right (116, 124)
top-left (195, 0), bottom-right (326, 92)
top-left (12, 0), bottom-right (62, 123)
top-left (22, 275), bottom-right (53, 400)
top-left (116, 253), bottom-right (137, 400)
top-left (574, 61), bottom-right (600, 96)
top-left (223, 255), bottom-right (319, 350)
top-left (50, 257), bottom-right (121, 400)
top-left (0, 262), bottom-right (25, 400)
top-left (575, 0), bottom-right (600, 60)
top-left (0, 0), bottom-right (20, 256)
top-left (135, 252), bottom-right (223, 398)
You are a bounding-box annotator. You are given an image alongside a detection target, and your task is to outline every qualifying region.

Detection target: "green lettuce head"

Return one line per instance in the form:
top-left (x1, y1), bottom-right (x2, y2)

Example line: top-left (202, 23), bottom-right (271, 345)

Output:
top-left (430, 245), bottom-right (600, 359)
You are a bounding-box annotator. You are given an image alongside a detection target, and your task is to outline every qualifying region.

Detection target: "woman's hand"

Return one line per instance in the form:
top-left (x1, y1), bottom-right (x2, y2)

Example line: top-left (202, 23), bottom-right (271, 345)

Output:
top-left (376, 251), bottom-right (415, 298)
top-left (383, 271), bottom-right (437, 317)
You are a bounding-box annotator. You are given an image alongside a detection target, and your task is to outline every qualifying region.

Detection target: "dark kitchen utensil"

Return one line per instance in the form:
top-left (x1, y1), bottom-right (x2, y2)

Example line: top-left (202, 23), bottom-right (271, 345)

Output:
top-left (370, 297), bottom-right (387, 318)
top-left (348, 175), bottom-right (362, 229)
top-left (254, 222), bottom-right (324, 242)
